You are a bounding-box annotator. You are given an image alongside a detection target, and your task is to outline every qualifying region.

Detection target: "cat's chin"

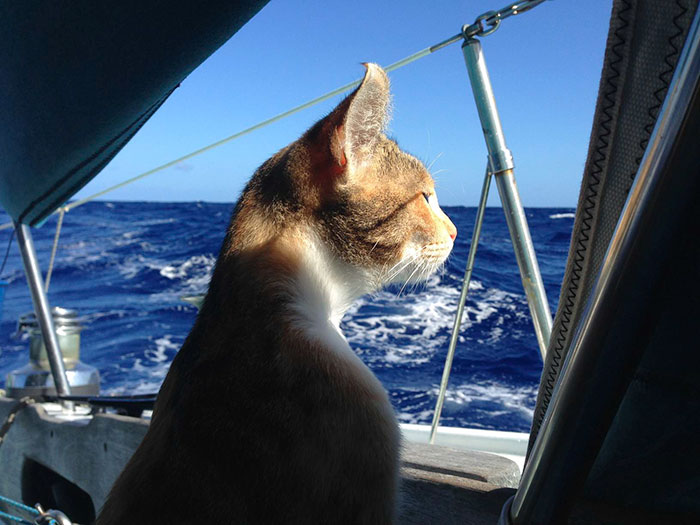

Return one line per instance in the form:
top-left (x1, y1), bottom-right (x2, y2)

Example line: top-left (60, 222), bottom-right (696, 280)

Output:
top-left (381, 242), bottom-right (453, 288)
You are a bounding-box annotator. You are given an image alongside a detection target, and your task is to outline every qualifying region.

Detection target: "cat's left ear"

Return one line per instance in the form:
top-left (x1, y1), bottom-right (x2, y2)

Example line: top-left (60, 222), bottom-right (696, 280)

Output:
top-left (340, 63), bottom-right (391, 168)
top-left (309, 63), bottom-right (391, 181)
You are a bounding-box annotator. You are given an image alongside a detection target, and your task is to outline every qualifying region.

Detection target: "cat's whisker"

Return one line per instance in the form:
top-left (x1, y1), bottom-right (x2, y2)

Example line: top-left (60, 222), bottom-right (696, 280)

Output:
top-left (397, 262), bottom-right (423, 297)
top-left (384, 254), bottom-right (420, 282)
top-left (427, 151), bottom-right (443, 171)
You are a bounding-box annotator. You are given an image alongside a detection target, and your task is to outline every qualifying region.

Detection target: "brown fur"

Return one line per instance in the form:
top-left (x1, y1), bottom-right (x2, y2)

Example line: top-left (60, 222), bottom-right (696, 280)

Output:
top-left (97, 64), bottom-right (456, 525)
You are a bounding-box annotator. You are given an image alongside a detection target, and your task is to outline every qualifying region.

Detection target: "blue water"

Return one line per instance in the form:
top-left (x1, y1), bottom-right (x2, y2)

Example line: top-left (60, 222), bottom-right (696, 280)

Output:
top-left (0, 203), bottom-right (574, 432)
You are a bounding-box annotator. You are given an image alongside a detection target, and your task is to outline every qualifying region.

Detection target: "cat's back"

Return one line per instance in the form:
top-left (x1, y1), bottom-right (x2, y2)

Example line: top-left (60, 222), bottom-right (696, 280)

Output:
top-left (99, 244), bottom-right (399, 525)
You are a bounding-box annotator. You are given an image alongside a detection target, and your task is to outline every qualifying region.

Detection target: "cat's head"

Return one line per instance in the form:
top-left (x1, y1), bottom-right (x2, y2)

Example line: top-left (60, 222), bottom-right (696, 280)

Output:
top-left (237, 64), bottom-right (456, 291)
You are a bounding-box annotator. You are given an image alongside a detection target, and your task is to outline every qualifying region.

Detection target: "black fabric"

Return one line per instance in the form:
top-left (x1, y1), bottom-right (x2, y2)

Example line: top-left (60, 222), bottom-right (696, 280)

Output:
top-left (581, 82), bottom-right (700, 518)
top-left (0, 0), bottom-right (269, 225)
top-left (528, 0), bottom-right (698, 453)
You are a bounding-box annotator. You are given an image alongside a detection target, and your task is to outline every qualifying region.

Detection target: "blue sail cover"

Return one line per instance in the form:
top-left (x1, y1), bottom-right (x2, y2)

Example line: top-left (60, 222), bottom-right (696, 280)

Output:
top-left (0, 1), bottom-right (269, 226)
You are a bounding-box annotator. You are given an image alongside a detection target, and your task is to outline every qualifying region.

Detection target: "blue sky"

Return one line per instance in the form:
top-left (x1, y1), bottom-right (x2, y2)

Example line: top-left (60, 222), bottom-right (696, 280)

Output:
top-left (74, 0), bottom-right (613, 207)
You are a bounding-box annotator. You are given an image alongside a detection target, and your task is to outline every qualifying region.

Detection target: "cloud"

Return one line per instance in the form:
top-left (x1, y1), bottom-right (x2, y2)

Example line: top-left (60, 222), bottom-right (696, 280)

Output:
top-left (173, 162), bottom-right (194, 173)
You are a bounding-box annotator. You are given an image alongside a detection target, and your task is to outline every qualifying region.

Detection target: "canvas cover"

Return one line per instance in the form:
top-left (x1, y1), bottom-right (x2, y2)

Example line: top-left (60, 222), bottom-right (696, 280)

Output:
top-left (0, 1), bottom-right (269, 226)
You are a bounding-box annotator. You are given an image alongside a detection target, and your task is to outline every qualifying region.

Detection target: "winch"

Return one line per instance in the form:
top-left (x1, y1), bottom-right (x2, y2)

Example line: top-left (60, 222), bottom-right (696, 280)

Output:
top-left (6, 307), bottom-right (100, 398)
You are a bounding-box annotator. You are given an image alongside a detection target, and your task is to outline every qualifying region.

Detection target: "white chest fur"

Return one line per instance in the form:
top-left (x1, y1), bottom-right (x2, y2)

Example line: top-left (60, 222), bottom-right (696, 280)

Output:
top-left (288, 232), bottom-right (386, 396)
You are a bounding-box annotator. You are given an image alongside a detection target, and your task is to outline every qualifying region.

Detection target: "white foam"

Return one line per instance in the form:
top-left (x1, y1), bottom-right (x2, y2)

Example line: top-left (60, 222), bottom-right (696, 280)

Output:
top-left (146, 336), bottom-right (179, 363)
top-left (549, 212), bottom-right (575, 219)
top-left (429, 382), bottom-right (537, 419)
top-left (159, 255), bottom-right (215, 281)
top-left (116, 254), bottom-right (215, 300)
top-left (393, 382), bottom-right (537, 426)
top-left (153, 254), bottom-right (215, 301)
top-left (104, 335), bottom-right (183, 395)
top-left (343, 274), bottom-right (526, 366)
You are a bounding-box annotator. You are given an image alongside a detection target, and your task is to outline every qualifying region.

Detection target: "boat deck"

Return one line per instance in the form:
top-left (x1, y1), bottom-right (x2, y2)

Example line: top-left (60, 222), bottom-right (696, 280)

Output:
top-left (0, 397), bottom-right (520, 523)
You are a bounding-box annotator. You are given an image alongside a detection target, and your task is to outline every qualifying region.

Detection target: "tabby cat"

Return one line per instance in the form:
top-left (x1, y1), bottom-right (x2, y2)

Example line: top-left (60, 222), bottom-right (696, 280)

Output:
top-left (97, 63), bottom-right (456, 525)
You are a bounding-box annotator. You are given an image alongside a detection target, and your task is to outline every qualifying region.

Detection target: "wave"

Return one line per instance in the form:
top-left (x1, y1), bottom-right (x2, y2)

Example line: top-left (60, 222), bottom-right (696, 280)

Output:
top-left (549, 212), bottom-right (575, 219)
top-left (102, 334), bottom-right (183, 395)
top-left (431, 381), bottom-right (537, 419)
top-left (343, 273), bottom-right (527, 368)
top-left (396, 381), bottom-right (537, 430)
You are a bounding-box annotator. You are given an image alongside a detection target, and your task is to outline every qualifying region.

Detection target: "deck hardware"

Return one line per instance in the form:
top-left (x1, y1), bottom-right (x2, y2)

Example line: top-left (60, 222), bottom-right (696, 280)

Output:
top-left (430, 5), bottom-right (553, 443)
top-left (13, 222), bottom-right (72, 398)
top-left (33, 504), bottom-right (72, 525)
top-left (461, 36), bottom-right (552, 358)
top-left (430, 167), bottom-right (492, 444)
top-left (8, 308), bottom-right (100, 398)
top-left (461, 0), bottom-right (548, 40)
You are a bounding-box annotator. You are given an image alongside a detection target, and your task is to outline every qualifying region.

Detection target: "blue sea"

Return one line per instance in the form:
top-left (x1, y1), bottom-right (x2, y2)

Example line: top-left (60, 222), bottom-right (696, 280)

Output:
top-left (0, 203), bottom-right (574, 433)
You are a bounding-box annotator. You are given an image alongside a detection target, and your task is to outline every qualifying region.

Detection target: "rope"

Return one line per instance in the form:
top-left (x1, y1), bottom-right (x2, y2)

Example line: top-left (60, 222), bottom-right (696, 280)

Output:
top-left (44, 207), bottom-right (65, 293)
top-left (0, 494), bottom-right (64, 525)
top-left (0, 508), bottom-right (34, 524)
top-left (61, 39), bottom-right (457, 213)
top-left (0, 228), bottom-right (15, 276)
top-left (0, 494), bottom-right (61, 525)
top-left (0, 494), bottom-right (38, 519)
top-left (0, 397), bottom-right (34, 448)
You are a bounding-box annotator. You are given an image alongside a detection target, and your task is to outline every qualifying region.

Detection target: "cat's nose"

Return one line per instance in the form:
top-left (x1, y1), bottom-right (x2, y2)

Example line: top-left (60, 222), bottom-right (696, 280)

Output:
top-left (446, 221), bottom-right (457, 241)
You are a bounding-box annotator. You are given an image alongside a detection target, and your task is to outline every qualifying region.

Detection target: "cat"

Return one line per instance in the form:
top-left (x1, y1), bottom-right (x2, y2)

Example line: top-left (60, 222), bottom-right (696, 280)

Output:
top-left (97, 63), bottom-right (456, 525)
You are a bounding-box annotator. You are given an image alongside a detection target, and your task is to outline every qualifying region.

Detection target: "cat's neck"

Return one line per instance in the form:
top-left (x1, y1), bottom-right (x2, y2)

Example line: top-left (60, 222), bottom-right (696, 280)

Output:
top-left (290, 229), bottom-right (373, 331)
top-left (208, 227), bottom-right (372, 339)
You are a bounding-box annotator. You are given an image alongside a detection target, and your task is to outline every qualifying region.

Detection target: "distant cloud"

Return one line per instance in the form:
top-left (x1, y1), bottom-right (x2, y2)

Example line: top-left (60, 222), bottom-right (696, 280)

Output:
top-left (174, 162), bottom-right (194, 172)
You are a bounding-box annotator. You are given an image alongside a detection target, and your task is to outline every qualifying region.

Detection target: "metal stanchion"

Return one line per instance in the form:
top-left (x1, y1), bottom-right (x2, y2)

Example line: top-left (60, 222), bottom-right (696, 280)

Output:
top-left (462, 37), bottom-right (552, 358)
top-left (13, 222), bottom-right (72, 397)
top-left (430, 166), bottom-right (492, 444)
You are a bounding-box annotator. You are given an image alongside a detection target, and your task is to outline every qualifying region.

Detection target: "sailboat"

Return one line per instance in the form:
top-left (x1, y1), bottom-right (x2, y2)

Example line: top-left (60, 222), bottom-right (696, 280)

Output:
top-left (0, 0), bottom-right (698, 523)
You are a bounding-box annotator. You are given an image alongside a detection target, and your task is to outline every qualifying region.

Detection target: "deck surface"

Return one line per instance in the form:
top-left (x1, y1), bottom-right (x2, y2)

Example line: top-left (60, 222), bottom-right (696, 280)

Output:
top-left (399, 441), bottom-right (518, 524)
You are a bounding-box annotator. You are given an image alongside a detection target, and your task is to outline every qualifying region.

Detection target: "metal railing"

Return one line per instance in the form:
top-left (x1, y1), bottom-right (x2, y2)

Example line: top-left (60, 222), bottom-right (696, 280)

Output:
top-left (428, 1), bottom-right (554, 443)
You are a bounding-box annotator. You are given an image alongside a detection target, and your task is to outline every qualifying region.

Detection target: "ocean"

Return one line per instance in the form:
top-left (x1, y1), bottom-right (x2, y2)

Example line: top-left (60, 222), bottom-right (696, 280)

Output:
top-left (0, 202), bottom-right (574, 433)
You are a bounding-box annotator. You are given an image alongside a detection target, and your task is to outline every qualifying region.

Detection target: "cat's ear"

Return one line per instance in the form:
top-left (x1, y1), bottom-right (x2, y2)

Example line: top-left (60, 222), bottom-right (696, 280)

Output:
top-left (341, 63), bottom-right (391, 167)
top-left (309, 63), bottom-right (391, 181)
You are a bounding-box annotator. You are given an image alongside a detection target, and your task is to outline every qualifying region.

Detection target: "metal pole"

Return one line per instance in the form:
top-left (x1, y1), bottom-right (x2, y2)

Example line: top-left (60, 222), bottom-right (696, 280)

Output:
top-left (13, 222), bottom-right (72, 396)
top-left (430, 166), bottom-right (492, 444)
top-left (462, 38), bottom-right (552, 358)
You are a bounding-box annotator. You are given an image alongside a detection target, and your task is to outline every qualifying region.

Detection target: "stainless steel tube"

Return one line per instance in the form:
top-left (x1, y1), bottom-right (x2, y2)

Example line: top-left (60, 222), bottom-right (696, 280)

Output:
top-left (494, 169), bottom-right (552, 357)
top-left (462, 38), bottom-right (552, 358)
top-left (14, 222), bottom-right (72, 396)
top-left (430, 167), bottom-right (492, 444)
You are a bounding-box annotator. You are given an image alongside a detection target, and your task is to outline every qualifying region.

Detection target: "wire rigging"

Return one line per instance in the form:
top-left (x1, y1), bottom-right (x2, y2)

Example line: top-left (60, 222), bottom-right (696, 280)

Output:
top-left (0, 229), bottom-right (16, 277)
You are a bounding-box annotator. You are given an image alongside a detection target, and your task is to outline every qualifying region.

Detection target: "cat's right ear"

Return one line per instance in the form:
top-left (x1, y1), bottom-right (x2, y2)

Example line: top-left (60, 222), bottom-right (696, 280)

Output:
top-left (307, 63), bottom-right (391, 184)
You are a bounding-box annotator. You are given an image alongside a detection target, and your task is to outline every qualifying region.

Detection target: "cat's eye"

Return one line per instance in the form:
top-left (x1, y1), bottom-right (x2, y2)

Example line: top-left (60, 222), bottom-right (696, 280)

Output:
top-left (422, 192), bottom-right (431, 203)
